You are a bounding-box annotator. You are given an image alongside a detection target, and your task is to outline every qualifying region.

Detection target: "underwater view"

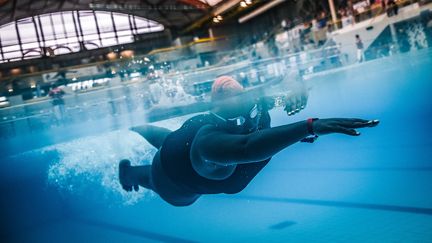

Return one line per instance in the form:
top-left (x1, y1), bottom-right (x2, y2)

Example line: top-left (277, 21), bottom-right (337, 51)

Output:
top-left (1, 0), bottom-right (432, 242)
top-left (1, 48), bottom-right (431, 242)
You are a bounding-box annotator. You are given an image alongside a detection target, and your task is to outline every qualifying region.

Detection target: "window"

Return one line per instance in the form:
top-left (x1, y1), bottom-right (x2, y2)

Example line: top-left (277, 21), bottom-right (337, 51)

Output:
top-left (79, 12), bottom-right (98, 36)
top-left (3, 51), bottom-right (22, 60)
top-left (0, 11), bottom-right (164, 62)
top-left (61, 12), bottom-right (79, 38)
top-left (97, 12), bottom-right (114, 33)
top-left (50, 14), bottom-right (67, 39)
top-left (39, 15), bottom-right (55, 42)
top-left (2, 44), bottom-right (20, 52)
top-left (21, 42), bottom-right (40, 50)
top-left (101, 38), bottom-right (117, 47)
top-left (0, 23), bottom-right (18, 46)
top-left (17, 19), bottom-right (38, 44)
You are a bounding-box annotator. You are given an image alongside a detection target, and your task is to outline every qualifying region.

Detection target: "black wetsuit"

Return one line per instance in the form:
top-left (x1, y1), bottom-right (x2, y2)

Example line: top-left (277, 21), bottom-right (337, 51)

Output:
top-left (154, 110), bottom-right (271, 206)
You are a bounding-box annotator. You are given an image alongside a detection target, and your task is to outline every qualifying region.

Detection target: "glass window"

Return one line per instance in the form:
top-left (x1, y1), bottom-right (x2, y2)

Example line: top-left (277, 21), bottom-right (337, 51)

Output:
top-left (118, 36), bottom-right (133, 44)
top-left (83, 33), bottom-right (99, 41)
top-left (62, 12), bottom-right (78, 38)
top-left (135, 17), bottom-right (151, 29)
top-left (0, 23), bottom-right (18, 46)
top-left (114, 15), bottom-right (131, 32)
top-left (54, 37), bottom-right (68, 45)
top-left (101, 38), bottom-right (117, 47)
top-left (79, 12), bottom-right (97, 35)
top-left (100, 32), bottom-right (115, 39)
top-left (0, 11), bottom-right (164, 62)
top-left (9, 57), bottom-right (23, 62)
top-left (34, 16), bottom-right (44, 42)
top-left (136, 28), bottom-right (147, 34)
top-left (23, 50), bottom-right (41, 58)
top-left (137, 25), bottom-right (164, 34)
top-left (39, 15), bottom-right (55, 41)
top-left (50, 14), bottom-right (66, 39)
top-left (65, 42), bottom-right (81, 52)
top-left (152, 25), bottom-right (164, 32)
top-left (45, 40), bottom-right (57, 47)
top-left (54, 47), bottom-right (72, 55)
top-left (23, 55), bottom-right (41, 60)
top-left (22, 42), bottom-right (40, 50)
top-left (116, 30), bottom-right (132, 37)
top-left (66, 36), bottom-right (79, 44)
top-left (2, 44), bottom-right (20, 52)
top-left (96, 12), bottom-right (113, 33)
top-left (3, 51), bottom-right (22, 60)
top-left (135, 17), bottom-right (164, 34)
top-left (17, 18), bottom-right (38, 44)
top-left (84, 42), bottom-right (99, 50)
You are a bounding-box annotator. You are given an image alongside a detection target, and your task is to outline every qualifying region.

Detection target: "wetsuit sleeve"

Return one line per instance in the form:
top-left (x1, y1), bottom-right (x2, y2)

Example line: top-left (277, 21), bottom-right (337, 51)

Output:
top-left (192, 121), bottom-right (310, 165)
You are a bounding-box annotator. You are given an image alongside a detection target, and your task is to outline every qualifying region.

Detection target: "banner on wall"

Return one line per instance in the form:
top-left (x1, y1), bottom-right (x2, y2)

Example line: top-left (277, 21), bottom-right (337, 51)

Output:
top-left (42, 66), bottom-right (102, 83)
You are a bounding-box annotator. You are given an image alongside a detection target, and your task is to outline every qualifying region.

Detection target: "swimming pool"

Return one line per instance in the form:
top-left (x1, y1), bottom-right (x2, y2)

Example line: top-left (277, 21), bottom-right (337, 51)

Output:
top-left (1, 48), bottom-right (432, 242)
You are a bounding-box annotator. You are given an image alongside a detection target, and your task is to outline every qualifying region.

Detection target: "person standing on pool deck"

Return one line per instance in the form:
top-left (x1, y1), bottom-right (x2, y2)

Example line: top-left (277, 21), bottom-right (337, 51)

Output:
top-left (356, 34), bottom-right (366, 63)
top-left (119, 76), bottom-right (379, 206)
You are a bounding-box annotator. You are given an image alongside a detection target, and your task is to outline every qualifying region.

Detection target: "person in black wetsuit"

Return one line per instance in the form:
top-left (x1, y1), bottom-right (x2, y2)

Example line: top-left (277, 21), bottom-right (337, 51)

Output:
top-left (119, 76), bottom-right (379, 206)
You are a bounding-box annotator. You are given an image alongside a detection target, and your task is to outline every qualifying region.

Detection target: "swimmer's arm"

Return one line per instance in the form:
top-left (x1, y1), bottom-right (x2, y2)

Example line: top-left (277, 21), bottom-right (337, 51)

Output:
top-left (193, 119), bottom-right (378, 165)
top-left (193, 122), bottom-right (309, 165)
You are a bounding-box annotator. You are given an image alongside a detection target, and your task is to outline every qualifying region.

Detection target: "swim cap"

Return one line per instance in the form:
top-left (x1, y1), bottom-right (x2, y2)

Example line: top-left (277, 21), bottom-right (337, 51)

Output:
top-left (211, 76), bottom-right (244, 101)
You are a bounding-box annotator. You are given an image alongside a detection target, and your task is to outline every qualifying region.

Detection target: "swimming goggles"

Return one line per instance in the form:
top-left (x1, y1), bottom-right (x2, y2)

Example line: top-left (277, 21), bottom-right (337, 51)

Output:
top-left (212, 104), bottom-right (260, 127)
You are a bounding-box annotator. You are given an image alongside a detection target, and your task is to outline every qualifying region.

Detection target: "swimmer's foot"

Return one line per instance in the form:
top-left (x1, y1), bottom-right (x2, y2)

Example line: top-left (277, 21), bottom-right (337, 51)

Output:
top-left (119, 159), bottom-right (139, 192)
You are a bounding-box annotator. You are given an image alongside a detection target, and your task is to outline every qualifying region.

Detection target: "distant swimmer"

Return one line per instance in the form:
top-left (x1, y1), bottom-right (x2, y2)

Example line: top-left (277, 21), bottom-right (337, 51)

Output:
top-left (119, 76), bottom-right (379, 206)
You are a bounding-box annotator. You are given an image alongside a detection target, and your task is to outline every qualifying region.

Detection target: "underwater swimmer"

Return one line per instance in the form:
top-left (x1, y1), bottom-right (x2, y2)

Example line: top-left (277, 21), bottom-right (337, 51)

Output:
top-left (119, 76), bottom-right (379, 206)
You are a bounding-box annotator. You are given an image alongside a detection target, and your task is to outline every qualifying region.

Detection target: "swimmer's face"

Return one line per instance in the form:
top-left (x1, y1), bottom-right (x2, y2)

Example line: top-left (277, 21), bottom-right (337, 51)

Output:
top-left (212, 93), bottom-right (261, 134)
top-left (214, 93), bottom-right (256, 118)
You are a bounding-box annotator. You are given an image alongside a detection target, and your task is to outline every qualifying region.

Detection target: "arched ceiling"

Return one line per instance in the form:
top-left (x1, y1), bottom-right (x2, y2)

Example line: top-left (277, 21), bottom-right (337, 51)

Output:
top-left (0, 0), bottom-right (213, 29)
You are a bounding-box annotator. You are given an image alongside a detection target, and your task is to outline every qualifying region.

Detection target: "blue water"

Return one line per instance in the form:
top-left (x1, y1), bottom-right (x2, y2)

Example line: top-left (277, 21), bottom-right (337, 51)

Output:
top-left (1, 49), bottom-right (432, 242)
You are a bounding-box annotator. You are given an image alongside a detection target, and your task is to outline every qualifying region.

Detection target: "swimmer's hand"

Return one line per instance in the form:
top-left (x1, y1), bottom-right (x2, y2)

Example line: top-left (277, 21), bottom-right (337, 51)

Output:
top-left (313, 118), bottom-right (379, 136)
top-left (284, 88), bottom-right (309, 116)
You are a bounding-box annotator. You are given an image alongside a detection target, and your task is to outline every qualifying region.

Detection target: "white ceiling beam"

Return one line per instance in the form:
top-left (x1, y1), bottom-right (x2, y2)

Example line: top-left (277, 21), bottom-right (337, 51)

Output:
top-left (238, 0), bottom-right (285, 23)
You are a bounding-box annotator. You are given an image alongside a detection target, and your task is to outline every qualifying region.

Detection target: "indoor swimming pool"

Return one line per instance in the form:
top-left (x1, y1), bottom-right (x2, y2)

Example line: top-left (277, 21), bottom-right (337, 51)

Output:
top-left (1, 48), bottom-right (432, 242)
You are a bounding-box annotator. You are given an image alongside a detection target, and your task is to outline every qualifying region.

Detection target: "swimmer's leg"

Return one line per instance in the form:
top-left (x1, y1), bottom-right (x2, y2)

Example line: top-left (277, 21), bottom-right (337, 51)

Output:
top-left (130, 125), bottom-right (172, 149)
top-left (119, 159), bottom-right (153, 192)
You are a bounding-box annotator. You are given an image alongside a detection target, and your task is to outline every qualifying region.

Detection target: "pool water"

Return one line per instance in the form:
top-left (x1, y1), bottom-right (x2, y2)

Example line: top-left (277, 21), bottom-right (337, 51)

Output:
top-left (1, 48), bottom-right (432, 242)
